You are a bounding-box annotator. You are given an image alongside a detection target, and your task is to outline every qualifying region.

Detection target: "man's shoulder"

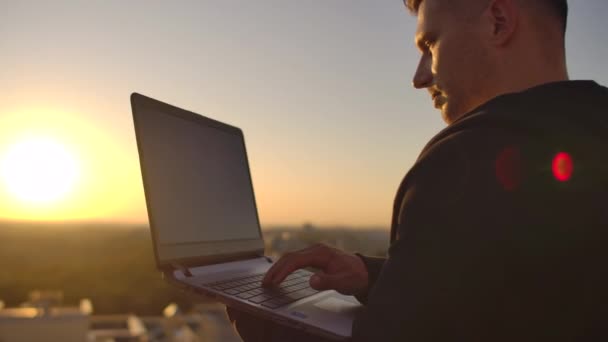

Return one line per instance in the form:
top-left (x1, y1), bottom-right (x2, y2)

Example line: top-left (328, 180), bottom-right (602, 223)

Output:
top-left (422, 80), bottom-right (608, 159)
top-left (409, 80), bottom-right (608, 202)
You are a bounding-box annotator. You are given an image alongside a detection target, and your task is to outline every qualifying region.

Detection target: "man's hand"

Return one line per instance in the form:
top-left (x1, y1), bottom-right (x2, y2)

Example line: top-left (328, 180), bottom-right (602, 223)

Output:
top-left (262, 243), bottom-right (369, 296)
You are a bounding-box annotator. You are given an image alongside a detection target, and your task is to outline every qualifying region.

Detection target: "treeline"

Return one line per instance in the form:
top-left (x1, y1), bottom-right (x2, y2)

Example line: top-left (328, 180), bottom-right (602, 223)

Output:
top-left (0, 221), bottom-right (390, 315)
top-left (0, 221), bottom-right (204, 315)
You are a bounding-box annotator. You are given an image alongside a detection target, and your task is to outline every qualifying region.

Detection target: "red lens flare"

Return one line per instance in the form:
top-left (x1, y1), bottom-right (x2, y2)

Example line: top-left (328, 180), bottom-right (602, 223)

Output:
top-left (495, 146), bottom-right (521, 191)
top-left (552, 152), bottom-right (573, 182)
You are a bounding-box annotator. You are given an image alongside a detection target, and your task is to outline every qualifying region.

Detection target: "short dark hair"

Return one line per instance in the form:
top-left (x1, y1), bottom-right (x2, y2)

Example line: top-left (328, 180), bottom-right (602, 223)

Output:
top-left (404, 0), bottom-right (568, 33)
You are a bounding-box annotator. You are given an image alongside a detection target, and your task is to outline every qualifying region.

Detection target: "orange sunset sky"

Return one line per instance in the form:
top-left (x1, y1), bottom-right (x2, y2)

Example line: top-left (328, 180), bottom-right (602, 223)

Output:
top-left (1, 1), bottom-right (607, 227)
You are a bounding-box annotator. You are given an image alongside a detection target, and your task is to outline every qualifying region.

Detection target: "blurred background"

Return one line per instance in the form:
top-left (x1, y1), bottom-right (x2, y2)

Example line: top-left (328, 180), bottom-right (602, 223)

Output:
top-left (1, 0), bottom-right (607, 340)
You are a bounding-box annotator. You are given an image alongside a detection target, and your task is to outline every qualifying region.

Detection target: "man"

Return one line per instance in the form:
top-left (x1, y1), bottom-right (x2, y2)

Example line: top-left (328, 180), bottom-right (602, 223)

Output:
top-left (230, 0), bottom-right (608, 340)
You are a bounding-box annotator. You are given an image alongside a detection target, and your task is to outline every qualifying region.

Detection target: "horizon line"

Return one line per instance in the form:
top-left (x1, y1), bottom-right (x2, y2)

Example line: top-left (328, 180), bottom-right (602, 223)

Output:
top-left (0, 218), bottom-right (389, 230)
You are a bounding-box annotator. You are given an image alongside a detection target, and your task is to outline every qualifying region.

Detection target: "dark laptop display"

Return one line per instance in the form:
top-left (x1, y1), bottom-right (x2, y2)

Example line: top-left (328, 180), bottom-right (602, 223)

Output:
top-left (132, 94), bottom-right (264, 264)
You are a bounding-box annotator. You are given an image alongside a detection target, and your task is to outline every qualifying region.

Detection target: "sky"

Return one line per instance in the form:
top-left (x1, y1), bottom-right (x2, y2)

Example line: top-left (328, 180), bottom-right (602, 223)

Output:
top-left (0, 1), bottom-right (607, 228)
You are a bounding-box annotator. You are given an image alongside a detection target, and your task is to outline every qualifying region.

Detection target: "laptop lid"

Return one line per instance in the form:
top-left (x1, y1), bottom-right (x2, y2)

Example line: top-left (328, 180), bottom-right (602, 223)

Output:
top-left (130, 93), bottom-right (264, 269)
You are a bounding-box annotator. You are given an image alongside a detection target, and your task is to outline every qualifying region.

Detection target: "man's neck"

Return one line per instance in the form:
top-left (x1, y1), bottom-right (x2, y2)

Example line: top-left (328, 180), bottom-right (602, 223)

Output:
top-left (497, 66), bottom-right (569, 98)
top-left (496, 46), bottom-right (569, 96)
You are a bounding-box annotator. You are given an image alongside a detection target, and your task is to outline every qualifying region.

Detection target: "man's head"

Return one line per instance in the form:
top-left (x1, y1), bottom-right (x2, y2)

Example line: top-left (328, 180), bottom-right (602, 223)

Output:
top-left (407, 0), bottom-right (569, 124)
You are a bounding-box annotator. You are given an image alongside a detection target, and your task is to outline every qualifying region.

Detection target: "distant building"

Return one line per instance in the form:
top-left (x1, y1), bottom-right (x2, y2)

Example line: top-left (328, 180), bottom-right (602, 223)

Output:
top-left (0, 290), bottom-right (241, 342)
top-left (88, 314), bottom-right (147, 341)
top-left (23, 290), bottom-right (64, 309)
top-left (0, 306), bottom-right (89, 342)
top-left (0, 290), bottom-right (93, 341)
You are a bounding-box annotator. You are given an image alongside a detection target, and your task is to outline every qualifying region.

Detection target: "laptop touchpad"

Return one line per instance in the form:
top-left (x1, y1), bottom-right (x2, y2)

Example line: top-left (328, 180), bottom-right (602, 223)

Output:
top-left (313, 297), bottom-right (359, 314)
top-left (289, 293), bottom-right (361, 321)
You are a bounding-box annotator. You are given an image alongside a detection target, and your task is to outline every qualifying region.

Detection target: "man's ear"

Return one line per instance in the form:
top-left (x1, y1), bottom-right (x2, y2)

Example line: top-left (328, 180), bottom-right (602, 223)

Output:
top-left (483, 0), bottom-right (519, 46)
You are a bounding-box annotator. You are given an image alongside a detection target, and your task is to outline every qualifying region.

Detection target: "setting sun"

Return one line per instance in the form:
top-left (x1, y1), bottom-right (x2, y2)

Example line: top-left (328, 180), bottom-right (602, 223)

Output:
top-left (0, 137), bottom-right (79, 205)
top-left (0, 108), bottom-right (145, 222)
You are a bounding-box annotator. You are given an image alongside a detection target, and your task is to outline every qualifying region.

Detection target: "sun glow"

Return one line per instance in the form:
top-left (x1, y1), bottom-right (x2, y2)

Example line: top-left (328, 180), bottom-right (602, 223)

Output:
top-left (1, 137), bottom-right (79, 204)
top-left (0, 107), bottom-right (146, 222)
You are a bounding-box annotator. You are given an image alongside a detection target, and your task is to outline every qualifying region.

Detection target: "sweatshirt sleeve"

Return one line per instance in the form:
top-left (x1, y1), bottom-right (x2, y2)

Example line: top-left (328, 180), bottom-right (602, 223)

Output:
top-left (353, 254), bottom-right (386, 304)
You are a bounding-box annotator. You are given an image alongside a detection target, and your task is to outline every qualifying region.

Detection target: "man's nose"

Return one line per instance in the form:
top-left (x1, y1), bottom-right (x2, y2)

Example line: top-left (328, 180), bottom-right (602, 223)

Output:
top-left (412, 55), bottom-right (433, 89)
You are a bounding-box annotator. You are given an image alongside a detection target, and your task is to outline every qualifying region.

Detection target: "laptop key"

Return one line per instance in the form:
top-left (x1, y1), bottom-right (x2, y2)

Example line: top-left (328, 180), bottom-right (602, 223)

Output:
top-left (261, 290), bottom-right (313, 309)
top-left (284, 274), bottom-right (300, 281)
top-left (248, 288), bottom-right (265, 296)
top-left (280, 278), bottom-right (301, 287)
top-left (237, 291), bottom-right (258, 299)
top-left (220, 282), bottom-right (239, 289)
top-left (261, 301), bottom-right (282, 309)
top-left (249, 293), bottom-right (276, 304)
top-left (284, 288), bottom-right (317, 301)
top-left (279, 282), bottom-right (309, 294)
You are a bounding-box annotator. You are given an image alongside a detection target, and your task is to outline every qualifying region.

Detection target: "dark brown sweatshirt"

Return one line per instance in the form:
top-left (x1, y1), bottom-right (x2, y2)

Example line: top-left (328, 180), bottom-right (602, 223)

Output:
top-left (353, 80), bottom-right (608, 341)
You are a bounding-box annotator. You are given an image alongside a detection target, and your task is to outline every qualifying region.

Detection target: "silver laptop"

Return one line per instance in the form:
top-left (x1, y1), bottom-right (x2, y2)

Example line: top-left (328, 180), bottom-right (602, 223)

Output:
top-left (130, 93), bottom-right (361, 340)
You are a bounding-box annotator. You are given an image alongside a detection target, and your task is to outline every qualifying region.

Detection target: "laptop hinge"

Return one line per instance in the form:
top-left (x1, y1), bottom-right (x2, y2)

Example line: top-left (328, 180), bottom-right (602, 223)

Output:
top-left (171, 263), bottom-right (193, 277)
top-left (261, 254), bottom-right (273, 264)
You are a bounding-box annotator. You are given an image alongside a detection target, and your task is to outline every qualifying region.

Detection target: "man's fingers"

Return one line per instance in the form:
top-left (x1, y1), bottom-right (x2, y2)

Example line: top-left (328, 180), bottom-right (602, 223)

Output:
top-left (263, 244), bottom-right (333, 286)
top-left (263, 252), bottom-right (295, 285)
top-left (266, 260), bottom-right (303, 285)
top-left (265, 252), bottom-right (318, 284)
top-left (226, 306), bottom-right (240, 322)
top-left (226, 306), bottom-right (269, 341)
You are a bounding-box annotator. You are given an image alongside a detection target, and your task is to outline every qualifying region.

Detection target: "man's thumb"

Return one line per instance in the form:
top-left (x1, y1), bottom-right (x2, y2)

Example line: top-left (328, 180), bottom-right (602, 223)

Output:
top-left (310, 273), bottom-right (339, 290)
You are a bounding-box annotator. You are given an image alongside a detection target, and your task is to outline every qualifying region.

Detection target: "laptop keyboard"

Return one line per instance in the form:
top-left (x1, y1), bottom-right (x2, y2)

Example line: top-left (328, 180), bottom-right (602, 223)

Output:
top-left (204, 269), bottom-right (319, 309)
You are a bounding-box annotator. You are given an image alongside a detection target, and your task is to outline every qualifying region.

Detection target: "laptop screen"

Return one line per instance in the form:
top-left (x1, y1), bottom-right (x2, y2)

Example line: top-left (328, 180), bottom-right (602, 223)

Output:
top-left (132, 95), bottom-right (264, 265)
